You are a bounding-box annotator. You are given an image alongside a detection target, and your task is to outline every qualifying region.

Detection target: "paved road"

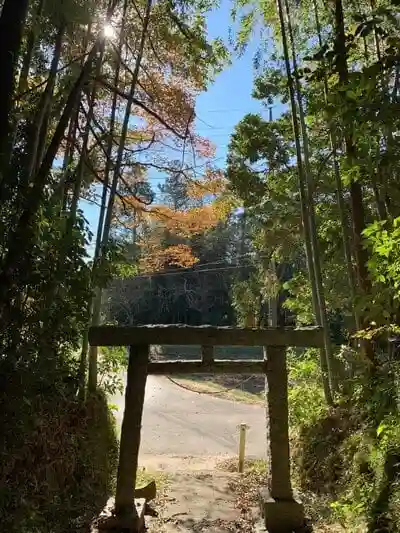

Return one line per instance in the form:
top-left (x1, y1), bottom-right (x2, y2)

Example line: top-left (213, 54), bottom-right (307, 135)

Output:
top-left (111, 375), bottom-right (266, 460)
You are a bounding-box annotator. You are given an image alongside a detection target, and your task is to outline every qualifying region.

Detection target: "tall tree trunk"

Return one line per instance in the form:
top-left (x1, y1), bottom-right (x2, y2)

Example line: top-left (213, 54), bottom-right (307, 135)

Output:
top-left (79, 0), bottom-right (128, 397)
top-left (0, 39), bottom-right (105, 323)
top-left (10, 0), bottom-right (45, 156)
top-left (312, 0), bottom-right (359, 332)
top-left (275, 0), bottom-right (333, 404)
top-left (53, 22), bottom-right (94, 209)
top-left (51, 37), bottom-right (105, 398)
top-left (17, 0), bottom-right (44, 95)
top-left (69, 50), bottom-right (104, 227)
top-left (369, 0), bottom-right (394, 224)
top-left (284, 0), bottom-right (336, 393)
top-left (5, 1), bottom-right (118, 236)
top-left (41, 35), bottom-right (103, 360)
top-left (0, 0), bottom-right (30, 182)
top-left (371, 169), bottom-right (388, 221)
top-left (71, 44), bottom-right (109, 397)
top-left (25, 22), bottom-right (65, 185)
top-left (59, 109), bottom-right (80, 210)
top-left (334, 0), bottom-right (370, 294)
top-left (88, 0), bottom-right (153, 392)
top-left (334, 0), bottom-right (375, 364)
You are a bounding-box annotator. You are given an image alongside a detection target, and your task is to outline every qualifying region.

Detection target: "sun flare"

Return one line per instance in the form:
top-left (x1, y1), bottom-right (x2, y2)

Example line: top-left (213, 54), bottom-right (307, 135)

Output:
top-left (103, 23), bottom-right (115, 39)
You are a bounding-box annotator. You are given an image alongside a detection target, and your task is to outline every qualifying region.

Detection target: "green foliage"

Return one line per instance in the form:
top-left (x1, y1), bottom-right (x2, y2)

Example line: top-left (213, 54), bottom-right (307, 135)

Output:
top-left (113, 262), bottom-right (139, 279)
top-left (290, 350), bottom-right (400, 531)
top-left (231, 275), bottom-right (262, 326)
top-left (288, 351), bottom-right (352, 499)
top-left (253, 68), bottom-right (289, 103)
top-left (227, 113), bottom-right (293, 208)
top-left (288, 349), bottom-right (326, 428)
top-left (329, 413), bottom-right (400, 532)
top-left (363, 217), bottom-right (400, 324)
top-left (283, 273), bottom-right (315, 324)
top-left (98, 346), bottom-right (128, 395)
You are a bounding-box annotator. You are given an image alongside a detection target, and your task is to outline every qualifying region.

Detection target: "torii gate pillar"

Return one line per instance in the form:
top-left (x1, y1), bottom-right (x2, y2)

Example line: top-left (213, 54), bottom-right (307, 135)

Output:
top-left (260, 345), bottom-right (305, 532)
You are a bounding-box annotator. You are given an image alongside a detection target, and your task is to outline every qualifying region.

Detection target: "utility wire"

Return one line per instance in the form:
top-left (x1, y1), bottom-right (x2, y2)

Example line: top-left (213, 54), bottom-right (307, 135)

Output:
top-left (109, 249), bottom-right (273, 280)
top-left (113, 264), bottom-right (252, 280)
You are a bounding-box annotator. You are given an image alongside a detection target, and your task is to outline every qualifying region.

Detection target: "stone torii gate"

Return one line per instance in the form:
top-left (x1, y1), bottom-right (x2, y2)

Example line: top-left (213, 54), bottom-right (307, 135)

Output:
top-left (89, 325), bottom-right (324, 533)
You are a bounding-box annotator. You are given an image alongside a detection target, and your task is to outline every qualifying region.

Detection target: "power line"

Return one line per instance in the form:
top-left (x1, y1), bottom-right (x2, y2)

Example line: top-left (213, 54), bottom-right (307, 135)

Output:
top-left (117, 256), bottom-right (270, 281)
top-left (134, 252), bottom-right (256, 272)
top-left (110, 264), bottom-right (248, 281)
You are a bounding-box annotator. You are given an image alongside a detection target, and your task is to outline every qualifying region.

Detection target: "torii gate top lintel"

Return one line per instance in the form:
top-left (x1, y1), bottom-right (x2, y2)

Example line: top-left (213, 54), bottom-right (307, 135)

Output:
top-left (89, 324), bottom-right (324, 347)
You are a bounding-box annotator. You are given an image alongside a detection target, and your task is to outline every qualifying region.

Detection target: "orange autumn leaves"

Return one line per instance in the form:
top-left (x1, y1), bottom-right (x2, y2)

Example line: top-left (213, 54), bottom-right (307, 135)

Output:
top-left (135, 71), bottom-right (195, 136)
top-left (185, 168), bottom-right (225, 198)
top-left (152, 203), bottom-right (221, 236)
top-left (136, 205), bottom-right (214, 272)
top-left (140, 243), bottom-right (199, 271)
top-left (118, 169), bottom-right (228, 272)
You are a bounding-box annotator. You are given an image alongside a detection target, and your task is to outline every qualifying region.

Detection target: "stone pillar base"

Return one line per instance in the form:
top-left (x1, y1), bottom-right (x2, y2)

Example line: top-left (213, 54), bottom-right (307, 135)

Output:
top-left (259, 488), bottom-right (305, 533)
top-left (93, 498), bottom-right (146, 533)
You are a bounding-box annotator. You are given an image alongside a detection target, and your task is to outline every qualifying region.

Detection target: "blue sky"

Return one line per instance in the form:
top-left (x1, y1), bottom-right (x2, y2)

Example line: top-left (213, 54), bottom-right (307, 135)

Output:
top-left (82, 0), bottom-right (265, 243)
top-left (194, 0), bottom-right (264, 169)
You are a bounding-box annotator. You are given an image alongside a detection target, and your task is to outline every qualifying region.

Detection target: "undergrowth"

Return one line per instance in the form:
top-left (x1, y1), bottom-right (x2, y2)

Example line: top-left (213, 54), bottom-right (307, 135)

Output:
top-left (0, 360), bottom-right (119, 533)
top-left (289, 348), bottom-right (400, 533)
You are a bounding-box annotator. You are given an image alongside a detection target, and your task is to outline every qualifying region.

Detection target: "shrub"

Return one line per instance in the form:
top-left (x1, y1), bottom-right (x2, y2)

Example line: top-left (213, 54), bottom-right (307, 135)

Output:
top-left (293, 406), bottom-right (356, 493)
top-left (288, 348), bottom-right (326, 428)
top-left (0, 362), bottom-right (118, 533)
top-left (289, 349), bottom-right (400, 532)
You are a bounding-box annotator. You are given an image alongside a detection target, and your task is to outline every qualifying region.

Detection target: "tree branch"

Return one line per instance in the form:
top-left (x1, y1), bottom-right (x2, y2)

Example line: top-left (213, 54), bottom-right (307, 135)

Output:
top-left (77, 106), bottom-right (154, 207)
top-left (97, 77), bottom-right (187, 140)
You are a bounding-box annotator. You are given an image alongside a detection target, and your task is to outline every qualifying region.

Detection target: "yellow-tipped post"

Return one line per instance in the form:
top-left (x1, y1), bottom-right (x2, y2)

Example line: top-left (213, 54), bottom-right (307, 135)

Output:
top-left (238, 423), bottom-right (248, 473)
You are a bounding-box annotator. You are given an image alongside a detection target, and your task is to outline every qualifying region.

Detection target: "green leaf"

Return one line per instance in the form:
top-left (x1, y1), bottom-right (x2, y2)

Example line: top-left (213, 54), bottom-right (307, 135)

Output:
top-left (377, 423), bottom-right (386, 437)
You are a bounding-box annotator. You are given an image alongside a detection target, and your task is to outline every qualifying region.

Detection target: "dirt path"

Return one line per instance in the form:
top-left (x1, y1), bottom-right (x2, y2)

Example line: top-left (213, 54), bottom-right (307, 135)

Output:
top-left (146, 463), bottom-right (259, 533)
top-left (139, 455), bottom-right (232, 472)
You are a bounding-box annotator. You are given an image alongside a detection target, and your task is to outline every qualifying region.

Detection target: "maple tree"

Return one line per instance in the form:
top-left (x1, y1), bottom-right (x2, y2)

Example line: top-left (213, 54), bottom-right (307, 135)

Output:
top-left (40, 0), bottom-right (229, 390)
top-left (114, 159), bottom-right (228, 272)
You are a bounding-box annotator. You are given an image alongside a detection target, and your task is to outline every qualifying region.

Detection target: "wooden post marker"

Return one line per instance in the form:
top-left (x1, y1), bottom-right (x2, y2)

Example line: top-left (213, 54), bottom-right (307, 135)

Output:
top-left (238, 422), bottom-right (249, 473)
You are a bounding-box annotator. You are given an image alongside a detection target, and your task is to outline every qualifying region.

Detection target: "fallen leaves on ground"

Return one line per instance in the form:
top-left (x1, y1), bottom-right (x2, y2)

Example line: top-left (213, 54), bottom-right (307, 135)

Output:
top-left (217, 458), bottom-right (346, 533)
